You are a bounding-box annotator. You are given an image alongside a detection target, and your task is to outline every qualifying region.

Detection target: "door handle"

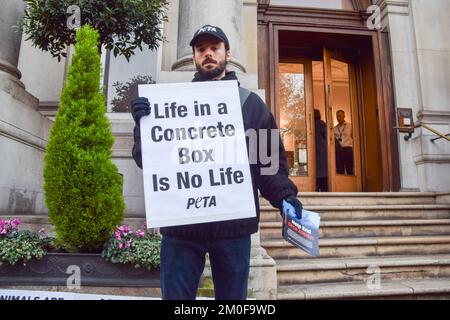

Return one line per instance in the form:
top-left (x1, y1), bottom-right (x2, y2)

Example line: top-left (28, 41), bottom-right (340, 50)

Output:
top-left (325, 84), bottom-right (333, 130)
top-left (329, 107), bottom-right (333, 130)
top-left (309, 112), bottom-right (312, 135)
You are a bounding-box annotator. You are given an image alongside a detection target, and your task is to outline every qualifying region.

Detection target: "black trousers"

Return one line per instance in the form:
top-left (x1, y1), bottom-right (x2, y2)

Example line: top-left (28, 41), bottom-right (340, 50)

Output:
top-left (336, 147), bottom-right (354, 175)
top-left (316, 177), bottom-right (328, 192)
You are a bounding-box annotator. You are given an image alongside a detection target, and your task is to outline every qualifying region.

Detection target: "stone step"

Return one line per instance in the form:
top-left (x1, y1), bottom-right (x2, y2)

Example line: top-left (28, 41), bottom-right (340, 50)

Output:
top-left (260, 204), bottom-right (450, 222)
top-left (276, 254), bottom-right (450, 286)
top-left (262, 235), bottom-right (450, 259)
top-left (277, 277), bottom-right (450, 300)
top-left (260, 219), bottom-right (450, 240)
top-left (259, 192), bottom-right (439, 206)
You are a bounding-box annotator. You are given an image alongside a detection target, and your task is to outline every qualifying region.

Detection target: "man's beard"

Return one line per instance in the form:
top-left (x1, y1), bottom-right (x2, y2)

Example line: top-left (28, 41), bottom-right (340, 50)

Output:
top-left (195, 59), bottom-right (227, 80)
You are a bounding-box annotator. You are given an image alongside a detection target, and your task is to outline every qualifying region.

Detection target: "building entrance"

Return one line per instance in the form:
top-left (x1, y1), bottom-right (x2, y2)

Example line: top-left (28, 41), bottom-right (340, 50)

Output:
top-left (273, 31), bottom-right (385, 192)
top-left (257, 3), bottom-right (401, 192)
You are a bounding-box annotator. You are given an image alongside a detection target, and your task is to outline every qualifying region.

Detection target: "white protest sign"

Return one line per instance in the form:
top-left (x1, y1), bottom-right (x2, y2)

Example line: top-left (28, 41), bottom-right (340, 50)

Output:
top-left (138, 80), bottom-right (256, 228)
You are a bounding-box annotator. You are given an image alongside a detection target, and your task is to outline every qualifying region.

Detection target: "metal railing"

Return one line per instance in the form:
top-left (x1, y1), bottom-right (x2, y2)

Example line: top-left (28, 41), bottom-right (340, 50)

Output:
top-left (401, 123), bottom-right (450, 142)
top-left (420, 124), bottom-right (450, 142)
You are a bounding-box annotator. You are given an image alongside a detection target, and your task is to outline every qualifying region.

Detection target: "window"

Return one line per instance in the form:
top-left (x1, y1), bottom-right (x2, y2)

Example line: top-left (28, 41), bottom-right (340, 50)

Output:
top-left (106, 47), bottom-right (159, 112)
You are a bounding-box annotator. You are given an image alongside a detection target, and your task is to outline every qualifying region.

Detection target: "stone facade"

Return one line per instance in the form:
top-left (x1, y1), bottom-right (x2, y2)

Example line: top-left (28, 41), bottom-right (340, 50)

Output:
top-left (1, 0), bottom-right (449, 298)
top-left (0, 0), bottom-right (52, 215)
top-left (376, 0), bottom-right (450, 191)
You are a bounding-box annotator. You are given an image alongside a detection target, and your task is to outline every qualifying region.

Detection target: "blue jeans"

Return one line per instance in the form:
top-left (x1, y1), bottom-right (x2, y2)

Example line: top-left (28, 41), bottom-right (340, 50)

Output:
top-left (160, 235), bottom-right (251, 300)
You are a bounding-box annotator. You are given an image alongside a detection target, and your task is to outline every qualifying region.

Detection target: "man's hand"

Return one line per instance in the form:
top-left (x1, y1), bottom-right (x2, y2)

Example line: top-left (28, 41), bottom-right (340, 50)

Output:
top-left (281, 195), bottom-right (303, 220)
top-left (131, 97), bottom-right (151, 124)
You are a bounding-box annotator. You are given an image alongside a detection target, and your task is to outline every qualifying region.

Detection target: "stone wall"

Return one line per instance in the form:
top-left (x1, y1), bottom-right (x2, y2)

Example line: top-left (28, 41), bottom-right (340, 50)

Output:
top-left (378, 0), bottom-right (450, 192)
top-left (0, 0), bottom-right (53, 215)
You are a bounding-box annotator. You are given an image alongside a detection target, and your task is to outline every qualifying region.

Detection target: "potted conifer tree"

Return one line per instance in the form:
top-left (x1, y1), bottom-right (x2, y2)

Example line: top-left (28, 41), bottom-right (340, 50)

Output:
top-left (43, 25), bottom-right (125, 252)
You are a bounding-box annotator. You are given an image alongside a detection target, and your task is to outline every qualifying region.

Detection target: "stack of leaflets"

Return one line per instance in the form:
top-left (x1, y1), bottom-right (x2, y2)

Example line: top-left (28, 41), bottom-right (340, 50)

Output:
top-left (281, 200), bottom-right (321, 257)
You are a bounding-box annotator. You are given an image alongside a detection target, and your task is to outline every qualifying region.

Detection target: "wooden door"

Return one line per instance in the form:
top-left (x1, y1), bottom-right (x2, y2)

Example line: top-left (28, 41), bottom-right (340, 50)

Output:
top-left (323, 47), bottom-right (362, 192)
top-left (276, 60), bottom-right (316, 191)
top-left (358, 48), bottom-right (383, 191)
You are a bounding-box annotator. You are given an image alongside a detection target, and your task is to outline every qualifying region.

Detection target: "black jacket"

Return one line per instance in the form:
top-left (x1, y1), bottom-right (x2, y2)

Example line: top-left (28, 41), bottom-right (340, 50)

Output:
top-left (132, 71), bottom-right (297, 239)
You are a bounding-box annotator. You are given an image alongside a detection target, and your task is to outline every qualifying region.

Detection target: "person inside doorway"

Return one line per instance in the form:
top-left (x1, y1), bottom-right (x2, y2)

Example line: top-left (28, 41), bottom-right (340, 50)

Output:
top-left (334, 109), bottom-right (354, 175)
top-left (314, 109), bottom-right (328, 191)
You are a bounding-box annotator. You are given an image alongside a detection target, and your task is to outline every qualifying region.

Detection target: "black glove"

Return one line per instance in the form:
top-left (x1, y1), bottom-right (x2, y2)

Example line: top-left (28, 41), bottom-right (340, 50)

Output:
top-left (281, 195), bottom-right (303, 220)
top-left (131, 97), bottom-right (151, 124)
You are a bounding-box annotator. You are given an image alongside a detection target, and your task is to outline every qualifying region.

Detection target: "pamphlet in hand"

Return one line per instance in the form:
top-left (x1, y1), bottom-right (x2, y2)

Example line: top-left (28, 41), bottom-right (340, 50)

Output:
top-left (282, 200), bottom-right (320, 257)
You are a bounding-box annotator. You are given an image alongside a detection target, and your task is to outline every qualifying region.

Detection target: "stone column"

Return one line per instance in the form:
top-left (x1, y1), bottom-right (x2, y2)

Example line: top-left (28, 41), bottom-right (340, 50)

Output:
top-left (0, 0), bottom-right (53, 215)
top-left (375, 0), bottom-right (420, 191)
top-left (248, 228), bottom-right (278, 300)
top-left (0, 0), bottom-right (26, 89)
top-left (171, 0), bottom-right (246, 73)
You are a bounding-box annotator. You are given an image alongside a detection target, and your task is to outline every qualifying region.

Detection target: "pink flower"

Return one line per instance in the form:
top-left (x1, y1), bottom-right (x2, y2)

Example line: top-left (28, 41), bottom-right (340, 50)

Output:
top-left (118, 242), bottom-right (123, 250)
top-left (0, 218), bottom-right (22, 236)
top-left (117, 225), bottom-right (132, 236)
top-left (10, 218), bottom-right (21, 229)
top-left (125, 240), bottom-right (132, 248)
top-left (114, 231), bottom-right (122, 241)
top-left (136, 230), bottom-right (145, 238)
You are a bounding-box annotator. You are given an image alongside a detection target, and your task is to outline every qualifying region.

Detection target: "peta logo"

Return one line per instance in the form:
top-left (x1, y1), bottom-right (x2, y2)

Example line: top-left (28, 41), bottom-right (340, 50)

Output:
top-left (197, 26), bottom-right (217, 35)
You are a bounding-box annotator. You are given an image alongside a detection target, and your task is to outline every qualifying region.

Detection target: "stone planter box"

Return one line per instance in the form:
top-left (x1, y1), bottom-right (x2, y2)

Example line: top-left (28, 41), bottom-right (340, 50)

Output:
top-left (0, 253), bottom-right (160, 288)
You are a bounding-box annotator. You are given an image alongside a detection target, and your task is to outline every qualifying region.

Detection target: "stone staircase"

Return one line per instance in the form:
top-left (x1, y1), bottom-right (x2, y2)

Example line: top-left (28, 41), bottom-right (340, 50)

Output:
top-left (260, 192), bottom-right (450, 299)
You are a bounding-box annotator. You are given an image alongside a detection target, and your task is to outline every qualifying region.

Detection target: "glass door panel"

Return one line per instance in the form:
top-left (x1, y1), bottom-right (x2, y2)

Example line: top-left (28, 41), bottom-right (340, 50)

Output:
top-left (279, 63), bottom-right (307, 177)
top-left (323, 47), bottom-right (362, 192)
top-left (331, 59), bottom-right (355, 176)
top-left (312, 61), bottom-right (328, 191)
top-left (277, 61), bottom-right (315, 191)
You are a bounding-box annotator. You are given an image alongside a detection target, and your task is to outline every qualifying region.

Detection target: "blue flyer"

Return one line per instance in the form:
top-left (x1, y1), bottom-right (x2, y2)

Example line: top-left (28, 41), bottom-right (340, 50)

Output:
top-left (282, 200), bottom-right (320, 257)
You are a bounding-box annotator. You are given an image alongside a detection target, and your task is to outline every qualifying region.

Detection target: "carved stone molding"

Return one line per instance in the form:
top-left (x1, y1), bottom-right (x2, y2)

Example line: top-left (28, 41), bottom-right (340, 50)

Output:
top-left (375, 0), bottom-right (410, 15)
top-left (417, 110), bottom-right (450, 125)
top-left (351, 0), bottom-right (364, 11)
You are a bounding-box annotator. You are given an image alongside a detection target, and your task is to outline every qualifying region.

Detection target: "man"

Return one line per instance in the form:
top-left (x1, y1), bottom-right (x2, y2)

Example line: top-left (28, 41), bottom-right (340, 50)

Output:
top-left (314, 109), bottom-right (328, 191)
top-left (131, 25), bottom-right (302, 300)
top-left (334, 109), bottom-right (354, 175)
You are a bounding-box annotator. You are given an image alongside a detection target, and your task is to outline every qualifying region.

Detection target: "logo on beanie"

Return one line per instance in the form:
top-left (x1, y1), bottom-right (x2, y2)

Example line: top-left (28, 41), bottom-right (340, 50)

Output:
top-left (197, 26), bottom-right (217, 35)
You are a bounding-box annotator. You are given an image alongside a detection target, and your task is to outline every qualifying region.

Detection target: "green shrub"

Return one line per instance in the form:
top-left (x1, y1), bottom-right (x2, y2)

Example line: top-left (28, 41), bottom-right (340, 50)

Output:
top-left (44, 25), bottom-right (125, 252)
